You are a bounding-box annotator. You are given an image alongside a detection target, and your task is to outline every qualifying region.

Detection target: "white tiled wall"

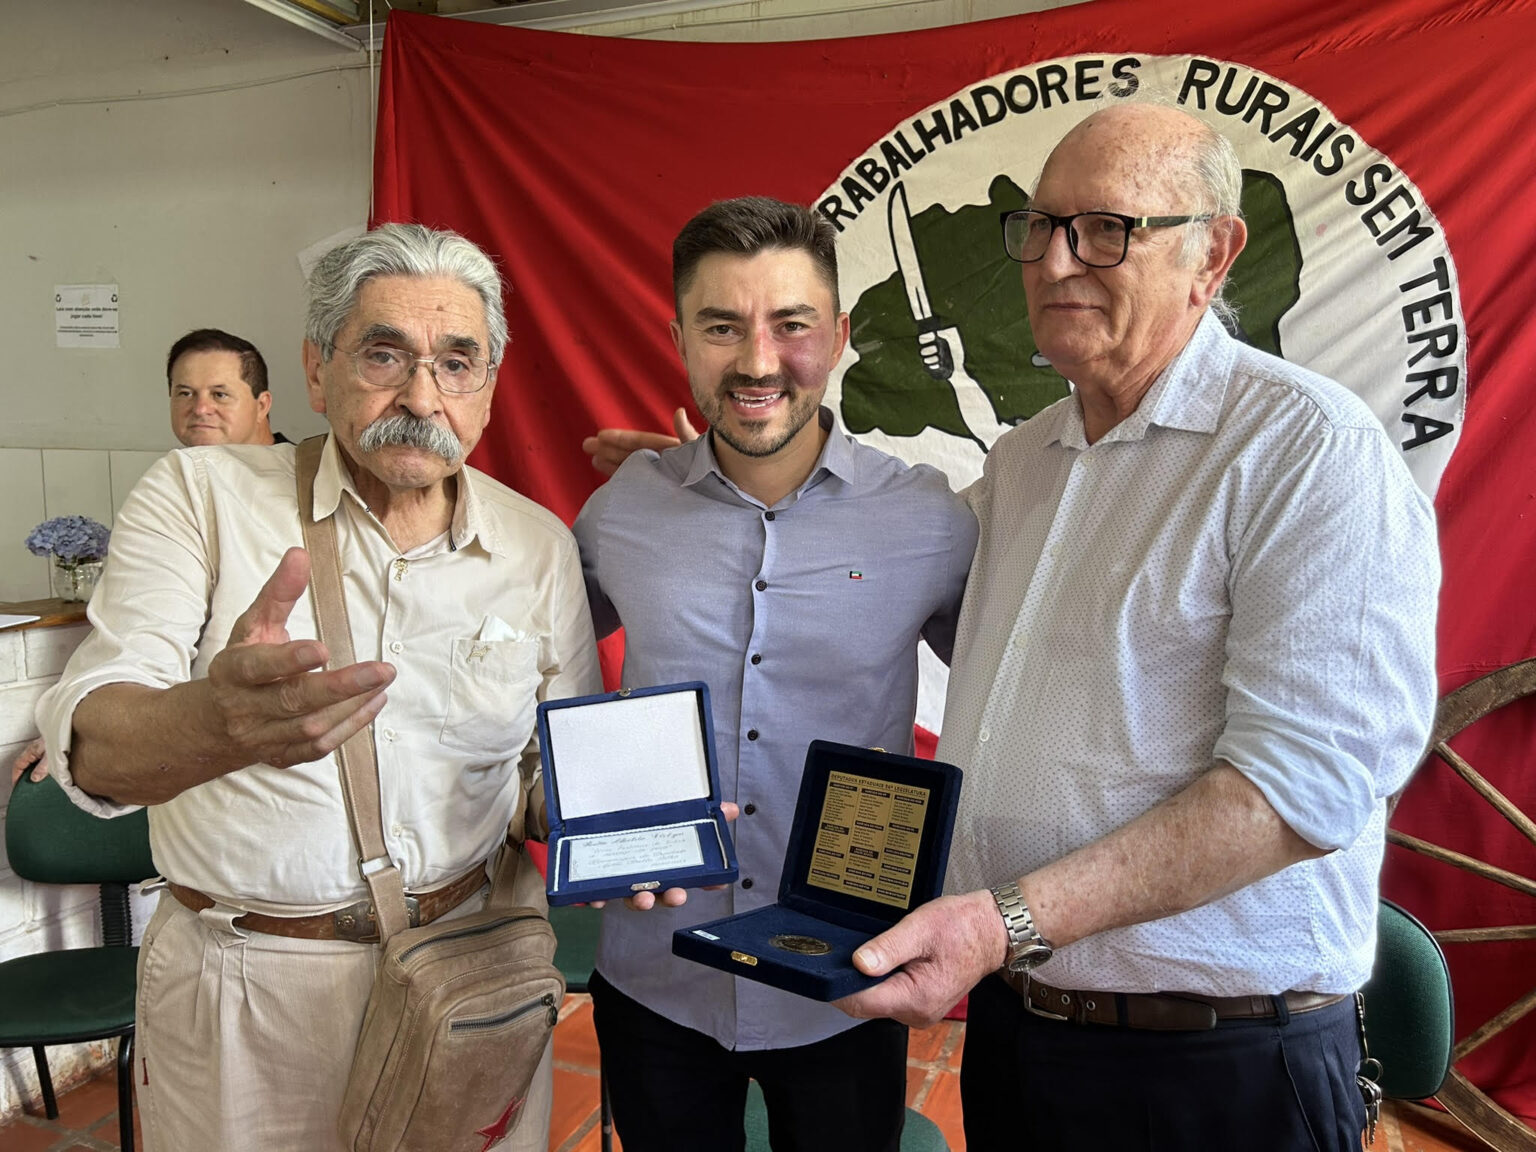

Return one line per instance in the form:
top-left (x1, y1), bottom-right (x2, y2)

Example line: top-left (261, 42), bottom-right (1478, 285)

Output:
top-left (0, 449), bottom-right (165, 603)
top-left (0, 623), bottom-right (154, 1122)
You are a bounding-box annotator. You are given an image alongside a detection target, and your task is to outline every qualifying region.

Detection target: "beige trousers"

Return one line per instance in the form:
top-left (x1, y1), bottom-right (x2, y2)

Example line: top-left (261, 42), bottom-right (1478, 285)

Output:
top-left (134, 890), bottom-right (553, 1152)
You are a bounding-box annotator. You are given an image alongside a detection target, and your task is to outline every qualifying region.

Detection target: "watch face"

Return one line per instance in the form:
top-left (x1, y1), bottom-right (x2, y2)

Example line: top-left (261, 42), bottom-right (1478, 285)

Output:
top-left (1007, 941), bottom-right (1053, 973)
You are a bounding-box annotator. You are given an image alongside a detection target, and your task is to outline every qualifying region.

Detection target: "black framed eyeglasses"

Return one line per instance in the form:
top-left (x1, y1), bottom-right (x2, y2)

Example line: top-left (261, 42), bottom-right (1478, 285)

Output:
top-left (999, 209), bottom-right (1213, 269)
top-left (344, 344), bottom-right (493, 394)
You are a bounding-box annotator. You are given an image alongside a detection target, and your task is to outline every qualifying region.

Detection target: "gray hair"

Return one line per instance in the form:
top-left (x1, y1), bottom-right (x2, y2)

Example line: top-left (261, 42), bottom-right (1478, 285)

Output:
top-left (1178, 119), bottom-right (1243, 326)
top-left (305, 223), bottom-right (508, 366)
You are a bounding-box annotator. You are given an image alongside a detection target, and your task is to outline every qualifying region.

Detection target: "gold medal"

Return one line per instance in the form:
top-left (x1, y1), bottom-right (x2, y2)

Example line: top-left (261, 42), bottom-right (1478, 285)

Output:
top-left (770, 933), bottom-right (832, 956)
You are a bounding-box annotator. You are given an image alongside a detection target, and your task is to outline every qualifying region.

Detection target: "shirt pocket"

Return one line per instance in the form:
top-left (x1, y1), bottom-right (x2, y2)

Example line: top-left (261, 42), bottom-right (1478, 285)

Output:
top-left (440, 635), bottom-right (544, 760)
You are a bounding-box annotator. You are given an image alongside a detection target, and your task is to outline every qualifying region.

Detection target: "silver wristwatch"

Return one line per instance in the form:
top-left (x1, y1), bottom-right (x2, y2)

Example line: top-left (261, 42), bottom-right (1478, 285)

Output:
top-left (991, 881), bottom-right (1054, 973)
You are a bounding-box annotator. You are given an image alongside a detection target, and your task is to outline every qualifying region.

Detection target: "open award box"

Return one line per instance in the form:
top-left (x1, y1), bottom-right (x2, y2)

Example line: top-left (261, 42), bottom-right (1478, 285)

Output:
top-left (537, 681), bottom-right (738, 906)
top-left (672, 740), bottom-right (962, 1001)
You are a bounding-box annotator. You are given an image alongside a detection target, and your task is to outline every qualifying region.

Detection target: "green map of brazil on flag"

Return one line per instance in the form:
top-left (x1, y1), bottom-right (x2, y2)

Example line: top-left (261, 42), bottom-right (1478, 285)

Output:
top-left (374, 0), bottom-right (1536, 1122)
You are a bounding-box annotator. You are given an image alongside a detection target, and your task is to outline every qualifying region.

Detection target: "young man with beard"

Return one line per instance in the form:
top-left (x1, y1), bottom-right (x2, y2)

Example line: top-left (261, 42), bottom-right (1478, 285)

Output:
top-left (571, 197), bottom-right (977, 1151)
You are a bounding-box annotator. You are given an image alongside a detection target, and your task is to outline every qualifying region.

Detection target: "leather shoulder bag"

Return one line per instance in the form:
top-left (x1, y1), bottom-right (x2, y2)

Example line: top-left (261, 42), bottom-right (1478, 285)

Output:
top-left (295, 436), bottom-right (565, 1152)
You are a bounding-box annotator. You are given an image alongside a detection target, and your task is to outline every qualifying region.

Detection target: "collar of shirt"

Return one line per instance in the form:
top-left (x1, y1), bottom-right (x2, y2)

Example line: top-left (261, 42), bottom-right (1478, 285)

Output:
top-left (678, 406), bottom-right (858, 507)
top-left (308, 432), bottom-right (508, 557)
top-left (1051, 311), bottom-right (1237, 451)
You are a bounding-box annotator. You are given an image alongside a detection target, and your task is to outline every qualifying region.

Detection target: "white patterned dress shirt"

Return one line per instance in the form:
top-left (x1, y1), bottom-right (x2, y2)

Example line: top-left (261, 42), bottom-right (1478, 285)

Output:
top-left (940, 312), bottom-right (1440, 996)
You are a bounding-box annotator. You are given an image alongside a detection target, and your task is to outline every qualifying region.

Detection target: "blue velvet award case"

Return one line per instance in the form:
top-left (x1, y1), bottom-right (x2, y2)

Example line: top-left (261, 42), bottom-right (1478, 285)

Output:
top-left (538, 682), bottom-right (738, 906)
top-left (672, 740), bottom-right (962, 1001)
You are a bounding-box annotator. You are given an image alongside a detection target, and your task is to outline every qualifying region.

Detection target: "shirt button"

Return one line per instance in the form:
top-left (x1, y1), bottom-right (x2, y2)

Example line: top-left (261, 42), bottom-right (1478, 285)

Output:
top-left (741, 878), bottom-right (754, 890)
top-left (389, 641), bottom-right (403, 654)
top-left (390, 823), bottom-right (403, 835)
top-left (382, 728), bottom-right (397, 742)
top-left (755, 579), bottom-right (767, 591)
top-left (764, 511), bottom-right (776, 521)
top-left (743, 803), bottom-right (757, 815)
top-left (747, 729), bottom-right (759, 741)
top-left (978, 727), bottom-right (990, 743)
top-left (750, 653), bottom-right (762, 665)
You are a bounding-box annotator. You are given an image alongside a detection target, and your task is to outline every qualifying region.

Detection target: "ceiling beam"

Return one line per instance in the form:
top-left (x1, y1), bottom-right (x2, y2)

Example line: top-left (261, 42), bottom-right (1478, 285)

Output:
top-left (342, 0), bottom-right (750, 45)
top-left (241, 0), bottom-right (366, 50)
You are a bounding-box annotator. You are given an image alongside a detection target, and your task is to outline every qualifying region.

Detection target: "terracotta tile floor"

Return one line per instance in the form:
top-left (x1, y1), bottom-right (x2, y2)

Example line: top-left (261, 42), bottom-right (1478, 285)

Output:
top-left (0, 999), bottom-right (1508, 1150)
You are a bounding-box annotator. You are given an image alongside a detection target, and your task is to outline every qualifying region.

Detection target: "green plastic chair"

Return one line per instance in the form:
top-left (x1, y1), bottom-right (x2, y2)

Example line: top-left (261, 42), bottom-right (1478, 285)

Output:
top-left (745, 1078), bottom-right (950, 1151)
top-left (1359, 898), bottom-right (1454, 1100)
top-left (0, 772), bottom-right (154, 1150)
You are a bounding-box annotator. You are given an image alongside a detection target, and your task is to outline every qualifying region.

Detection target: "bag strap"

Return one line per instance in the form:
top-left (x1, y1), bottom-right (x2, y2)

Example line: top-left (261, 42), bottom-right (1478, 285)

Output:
top-left (295, 434), bottom-right (412, 944)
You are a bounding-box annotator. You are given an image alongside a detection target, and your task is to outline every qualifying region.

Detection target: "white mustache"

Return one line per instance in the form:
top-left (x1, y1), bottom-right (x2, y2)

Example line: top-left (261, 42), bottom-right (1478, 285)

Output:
top-left (357, 414), bottom-right (461, 463)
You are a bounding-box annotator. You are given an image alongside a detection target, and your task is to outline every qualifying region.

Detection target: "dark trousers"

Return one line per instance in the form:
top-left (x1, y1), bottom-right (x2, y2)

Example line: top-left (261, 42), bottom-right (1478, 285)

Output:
top-left (962, 974), bottom-right (1366, 1151)
top-left (589, 969), bottom-right (907, 1152)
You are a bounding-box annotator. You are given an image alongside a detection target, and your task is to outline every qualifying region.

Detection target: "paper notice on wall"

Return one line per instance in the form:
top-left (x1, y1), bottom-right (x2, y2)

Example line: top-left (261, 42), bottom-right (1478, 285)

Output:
top-left (55, 284), bottom-right (120, 348)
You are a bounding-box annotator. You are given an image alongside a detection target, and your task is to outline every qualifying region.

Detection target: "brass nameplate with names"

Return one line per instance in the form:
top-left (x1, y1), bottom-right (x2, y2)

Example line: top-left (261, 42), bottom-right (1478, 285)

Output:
top-left (806, 769), bottom-right (930, 911)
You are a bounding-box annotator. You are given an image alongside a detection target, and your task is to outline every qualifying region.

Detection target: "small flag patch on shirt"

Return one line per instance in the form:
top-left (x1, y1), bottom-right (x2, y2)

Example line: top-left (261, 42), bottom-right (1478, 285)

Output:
top-left (849, 570), bottom-right (863, 580)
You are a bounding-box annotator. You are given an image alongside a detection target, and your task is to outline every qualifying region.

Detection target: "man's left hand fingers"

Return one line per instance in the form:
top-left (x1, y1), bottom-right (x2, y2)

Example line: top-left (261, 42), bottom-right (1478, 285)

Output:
top-left (836, 966), bottom-right (962, 1029)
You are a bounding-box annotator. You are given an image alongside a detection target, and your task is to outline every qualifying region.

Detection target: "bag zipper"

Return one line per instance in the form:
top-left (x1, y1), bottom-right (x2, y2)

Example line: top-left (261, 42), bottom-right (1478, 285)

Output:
top-left (399, 913), bottom-right (540, 964)
top-left (449, 992), bottom-right (559, 1033)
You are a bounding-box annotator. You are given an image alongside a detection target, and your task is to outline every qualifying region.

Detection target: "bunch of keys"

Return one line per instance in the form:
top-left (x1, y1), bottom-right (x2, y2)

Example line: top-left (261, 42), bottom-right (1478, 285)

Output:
top-left (1354, 992), bottom-right (1384, 1145)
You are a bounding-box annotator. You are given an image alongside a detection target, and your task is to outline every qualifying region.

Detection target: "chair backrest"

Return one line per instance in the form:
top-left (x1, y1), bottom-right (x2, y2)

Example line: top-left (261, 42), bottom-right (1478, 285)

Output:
top-left (5, 773), bottom-right (154, 886)
top-left (549, 904), bottom-right (603, 994)
top-left (1360, 898), bottom-right (1454, 1100)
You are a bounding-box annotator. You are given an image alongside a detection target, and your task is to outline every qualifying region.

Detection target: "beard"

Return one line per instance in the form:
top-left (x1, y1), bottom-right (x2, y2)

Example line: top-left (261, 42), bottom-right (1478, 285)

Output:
top-left (357, 413), bottom-right (463, 464)
top-left (698, 372), bottom-right (822, 459)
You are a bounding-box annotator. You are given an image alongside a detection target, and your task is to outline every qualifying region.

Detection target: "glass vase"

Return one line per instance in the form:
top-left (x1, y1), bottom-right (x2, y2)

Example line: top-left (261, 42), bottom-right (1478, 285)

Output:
top-left (54, 559), bottom-right (104, 602)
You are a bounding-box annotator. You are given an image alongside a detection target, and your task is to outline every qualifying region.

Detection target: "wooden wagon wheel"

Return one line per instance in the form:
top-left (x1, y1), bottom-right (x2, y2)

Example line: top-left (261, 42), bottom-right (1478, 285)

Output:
top-left (1388, 657), bottom-right (1536, 1152)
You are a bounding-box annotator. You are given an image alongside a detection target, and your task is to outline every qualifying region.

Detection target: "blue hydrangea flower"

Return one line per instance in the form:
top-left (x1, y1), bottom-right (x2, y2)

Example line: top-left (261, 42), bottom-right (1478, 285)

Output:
top-left (25, 515), bottom-right (112, 565)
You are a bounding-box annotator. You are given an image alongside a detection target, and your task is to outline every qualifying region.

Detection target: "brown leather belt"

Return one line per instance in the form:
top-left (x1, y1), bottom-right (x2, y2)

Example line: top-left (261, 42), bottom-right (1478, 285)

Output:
top-left (168, 865), bottom-right (487, 943)
top-left (1001, 971), bottom-right (1348, 1031)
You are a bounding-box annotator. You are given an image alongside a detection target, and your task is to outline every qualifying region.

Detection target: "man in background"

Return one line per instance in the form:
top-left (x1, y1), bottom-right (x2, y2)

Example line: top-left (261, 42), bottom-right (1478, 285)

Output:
top-left (11, 327), bottom-right (292, 786)
top-left (167, 327), bottom-right (288, 447)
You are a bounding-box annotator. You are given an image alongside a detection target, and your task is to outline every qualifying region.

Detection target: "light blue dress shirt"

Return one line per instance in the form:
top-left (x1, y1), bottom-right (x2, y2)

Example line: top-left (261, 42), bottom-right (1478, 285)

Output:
top-left (573, 408), bottom-right (977, 1050)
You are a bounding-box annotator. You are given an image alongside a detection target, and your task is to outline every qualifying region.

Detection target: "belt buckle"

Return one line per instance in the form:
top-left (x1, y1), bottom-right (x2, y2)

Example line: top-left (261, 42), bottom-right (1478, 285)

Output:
top-left (333, 895), bottom-right (421, 942)
top-left (1022, 975), bottom-right (1072, 1022)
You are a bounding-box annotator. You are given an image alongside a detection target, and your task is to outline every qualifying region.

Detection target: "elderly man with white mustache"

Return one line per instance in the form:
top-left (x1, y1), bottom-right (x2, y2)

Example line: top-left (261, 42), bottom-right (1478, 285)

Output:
top-left (36, 223), bottom-right (600, 1152)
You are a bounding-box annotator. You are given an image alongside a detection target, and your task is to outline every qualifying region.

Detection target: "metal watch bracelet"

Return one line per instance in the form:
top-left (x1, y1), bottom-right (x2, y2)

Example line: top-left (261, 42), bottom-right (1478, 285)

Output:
top-left (991, 880), bottom-right (1054, 973)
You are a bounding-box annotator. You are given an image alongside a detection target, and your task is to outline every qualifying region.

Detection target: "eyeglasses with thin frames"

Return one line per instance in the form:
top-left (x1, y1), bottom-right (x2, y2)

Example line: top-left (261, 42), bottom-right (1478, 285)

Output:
top-left (343, 345), bottom-right (493, 394)
top-left (999, 209), bottom-right (1213, 269)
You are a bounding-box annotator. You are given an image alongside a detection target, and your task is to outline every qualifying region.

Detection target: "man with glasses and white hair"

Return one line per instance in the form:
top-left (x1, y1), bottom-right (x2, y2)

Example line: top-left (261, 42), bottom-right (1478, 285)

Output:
top-left (36, 223), bottom-right (599, 1151)
top-left (835, 103), bottom-right (1440, 1149)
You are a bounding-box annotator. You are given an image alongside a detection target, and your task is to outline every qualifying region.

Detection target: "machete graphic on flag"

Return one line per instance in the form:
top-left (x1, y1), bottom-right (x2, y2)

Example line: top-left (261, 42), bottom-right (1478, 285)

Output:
top-left (374, 0), bottom-right (1536, 1123)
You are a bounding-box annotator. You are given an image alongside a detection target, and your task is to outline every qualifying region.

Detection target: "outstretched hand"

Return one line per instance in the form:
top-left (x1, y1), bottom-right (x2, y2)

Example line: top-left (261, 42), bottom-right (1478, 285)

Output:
top-left (202, 547), bottom-right (397, 769)
top-left (834, 889), bottom-right (1008, 1028)
top-left (582, 407), bottom-right (701, 477)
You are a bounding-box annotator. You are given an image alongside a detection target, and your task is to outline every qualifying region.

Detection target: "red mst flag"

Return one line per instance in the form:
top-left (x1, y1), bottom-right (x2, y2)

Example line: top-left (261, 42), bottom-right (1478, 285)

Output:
top-left (375, 0), bottom-right (1536, 1122)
